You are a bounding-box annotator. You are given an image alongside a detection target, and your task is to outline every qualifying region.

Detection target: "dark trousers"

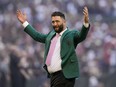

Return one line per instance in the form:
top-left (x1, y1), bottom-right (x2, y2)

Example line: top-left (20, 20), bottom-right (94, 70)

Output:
top-left (50, 71), bottom-right (75, 87)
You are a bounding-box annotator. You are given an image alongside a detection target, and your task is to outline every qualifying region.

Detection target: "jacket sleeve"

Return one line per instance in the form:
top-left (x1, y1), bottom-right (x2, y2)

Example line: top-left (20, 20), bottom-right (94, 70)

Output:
top-left (74, 24), bottom-right (90, 45)
top-left (24, 24), bottom-right (47, 43)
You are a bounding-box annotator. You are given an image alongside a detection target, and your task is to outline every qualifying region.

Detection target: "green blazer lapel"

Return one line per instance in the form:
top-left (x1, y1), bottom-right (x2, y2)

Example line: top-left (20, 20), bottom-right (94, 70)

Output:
top-left (60, 29), bottom-right (71, 59)
top-left (60, 29), bottom-right (70, 44)
top-left (47, 30), bottom-right (56, 44)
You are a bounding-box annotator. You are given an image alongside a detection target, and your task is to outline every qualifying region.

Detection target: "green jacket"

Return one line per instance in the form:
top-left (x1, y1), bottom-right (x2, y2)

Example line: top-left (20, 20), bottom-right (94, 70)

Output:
top-left (24, 24), bottom-right (90, 78)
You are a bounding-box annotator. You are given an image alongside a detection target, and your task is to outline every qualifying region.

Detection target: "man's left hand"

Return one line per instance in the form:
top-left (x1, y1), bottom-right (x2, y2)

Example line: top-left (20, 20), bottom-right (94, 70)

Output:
top-left (83, 7), bottom-right (89, 23)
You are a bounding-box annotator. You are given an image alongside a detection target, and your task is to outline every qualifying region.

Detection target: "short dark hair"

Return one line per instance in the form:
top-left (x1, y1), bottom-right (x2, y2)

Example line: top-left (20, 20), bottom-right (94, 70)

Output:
top-left (51, 11), bottom-right (65, 20)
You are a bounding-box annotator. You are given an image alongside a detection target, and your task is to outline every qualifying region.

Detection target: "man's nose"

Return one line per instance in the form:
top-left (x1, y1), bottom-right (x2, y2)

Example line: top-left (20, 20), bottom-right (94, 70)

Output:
top-left (53, 22), bottom-right (57, 26)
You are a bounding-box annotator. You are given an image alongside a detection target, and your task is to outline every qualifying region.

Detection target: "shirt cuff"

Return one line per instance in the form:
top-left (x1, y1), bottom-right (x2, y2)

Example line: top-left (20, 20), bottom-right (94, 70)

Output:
top-left (22, 21), bottom-right (29, 28)
top-left (83, 22), bottom-right (89, 28)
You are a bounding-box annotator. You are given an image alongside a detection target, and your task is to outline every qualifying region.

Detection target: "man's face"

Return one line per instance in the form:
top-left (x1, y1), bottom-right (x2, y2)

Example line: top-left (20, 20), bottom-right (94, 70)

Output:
top-left (52, 16), bottom-right (65, 33)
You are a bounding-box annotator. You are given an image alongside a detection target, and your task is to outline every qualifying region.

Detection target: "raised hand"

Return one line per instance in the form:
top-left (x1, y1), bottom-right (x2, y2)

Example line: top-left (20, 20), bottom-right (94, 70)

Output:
top-left (83, 7), bottom-right (89, 23)
top-left (16, 10), bottom-right (27, 24)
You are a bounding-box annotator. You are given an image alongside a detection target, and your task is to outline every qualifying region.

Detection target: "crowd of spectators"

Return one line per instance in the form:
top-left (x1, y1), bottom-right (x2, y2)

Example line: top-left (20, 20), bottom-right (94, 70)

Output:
top-left (0, 0), bottom-right (116, 87)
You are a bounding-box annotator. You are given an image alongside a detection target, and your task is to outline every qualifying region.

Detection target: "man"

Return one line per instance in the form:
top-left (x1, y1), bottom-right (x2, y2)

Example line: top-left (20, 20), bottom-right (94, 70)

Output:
top-left (16, 6), bottom-right (90, 87)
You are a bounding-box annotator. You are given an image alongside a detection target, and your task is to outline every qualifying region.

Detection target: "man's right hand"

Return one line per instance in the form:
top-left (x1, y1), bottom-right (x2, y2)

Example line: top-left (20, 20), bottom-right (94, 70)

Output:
top-left (16, 10), bottom-right (27, 24)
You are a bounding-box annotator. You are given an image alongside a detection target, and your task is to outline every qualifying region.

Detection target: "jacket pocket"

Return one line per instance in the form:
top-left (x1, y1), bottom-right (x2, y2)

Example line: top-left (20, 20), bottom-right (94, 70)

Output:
top-left (70, 59), bottom-right (77, 63)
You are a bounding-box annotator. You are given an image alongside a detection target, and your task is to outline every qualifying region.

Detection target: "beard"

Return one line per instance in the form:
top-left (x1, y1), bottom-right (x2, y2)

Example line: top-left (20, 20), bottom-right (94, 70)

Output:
top-left (53, 24), bottom-right (64, 33)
